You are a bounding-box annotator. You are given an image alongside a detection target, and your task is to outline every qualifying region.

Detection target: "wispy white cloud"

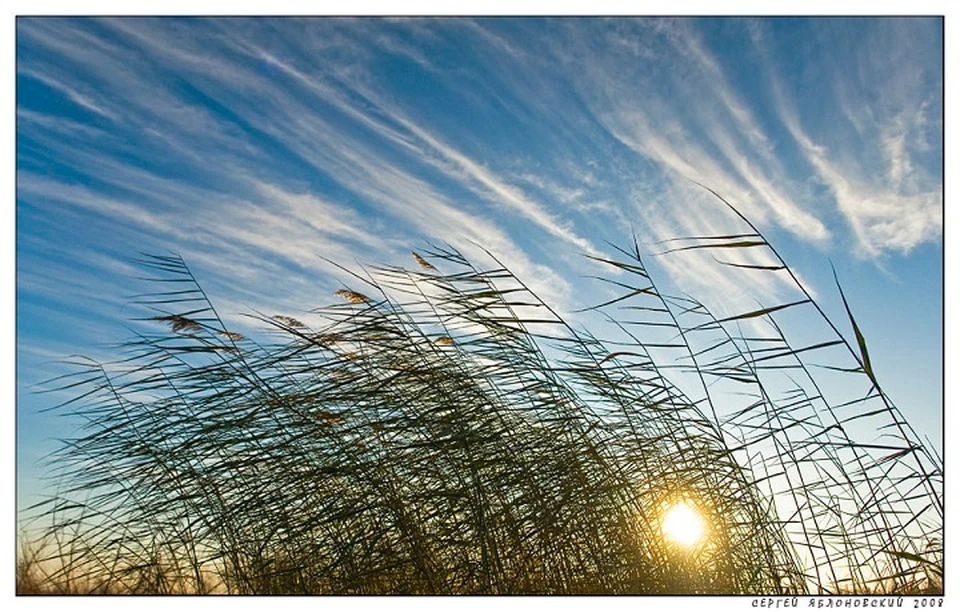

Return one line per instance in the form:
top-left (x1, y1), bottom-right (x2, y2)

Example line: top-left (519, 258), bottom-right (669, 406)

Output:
top-left (444, 17), bottom-right (940, 318)
top-left (17, 68), bottom-right (120, 122)
top-left (17, 108), bottom-right (111, 139)
top-left (229, 37), bottom-right (601, 258)
top-left (17, 18), bottom-right (583, 320)
top-left (18, 17), bottom-right (942, 325)
top-left (18, 19), bottom-right (262, 164)
top-left (372, 102), bottom-right (601, 256)
top-left (778, 114), bottom-right (941, 259)
top-left (755, 18), bottom-right (942, 259)
top-left (18, 172), bottom-right (178, 237)
top-left (572, 20), bottom-right (830, 244)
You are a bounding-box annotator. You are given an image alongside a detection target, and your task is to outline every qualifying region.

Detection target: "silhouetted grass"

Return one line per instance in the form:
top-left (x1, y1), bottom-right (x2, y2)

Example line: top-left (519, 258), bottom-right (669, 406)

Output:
top-left (20, 190), bottom-right (942, 594)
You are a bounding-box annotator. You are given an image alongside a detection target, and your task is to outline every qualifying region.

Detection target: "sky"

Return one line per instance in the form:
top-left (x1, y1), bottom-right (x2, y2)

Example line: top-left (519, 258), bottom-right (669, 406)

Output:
top-left (14, 17), bottom-right (943, 517)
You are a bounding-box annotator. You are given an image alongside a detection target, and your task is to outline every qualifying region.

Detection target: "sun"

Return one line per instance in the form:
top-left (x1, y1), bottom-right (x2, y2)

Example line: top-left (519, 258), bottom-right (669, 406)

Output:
top-left (661, 501), bottom-right (706, 548)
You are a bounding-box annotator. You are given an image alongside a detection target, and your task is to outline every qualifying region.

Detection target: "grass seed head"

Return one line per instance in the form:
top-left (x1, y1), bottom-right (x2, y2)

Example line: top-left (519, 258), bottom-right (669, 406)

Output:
top-left (272, 315), bottom-right (305, 328)
top-left (335, 289), bottom-right (372, 304)
top-left (412, 251), bottom-right (437, 271)
top-left (152, 314), bottom-right (203, 334)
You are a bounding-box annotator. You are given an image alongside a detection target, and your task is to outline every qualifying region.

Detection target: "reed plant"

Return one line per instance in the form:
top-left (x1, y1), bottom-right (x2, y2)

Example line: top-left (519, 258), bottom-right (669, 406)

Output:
top-left (21, 189), bottom-right (942, 594)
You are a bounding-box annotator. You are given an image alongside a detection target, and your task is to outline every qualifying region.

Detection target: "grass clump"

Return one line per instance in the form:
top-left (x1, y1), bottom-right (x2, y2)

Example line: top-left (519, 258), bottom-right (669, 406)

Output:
top-left (22, 191), bottom-right (942, 594)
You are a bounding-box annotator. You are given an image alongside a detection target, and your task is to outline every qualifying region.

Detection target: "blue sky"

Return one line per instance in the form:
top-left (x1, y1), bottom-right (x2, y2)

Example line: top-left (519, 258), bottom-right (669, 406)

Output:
top-left (15, 17), bottom-right (943, 514)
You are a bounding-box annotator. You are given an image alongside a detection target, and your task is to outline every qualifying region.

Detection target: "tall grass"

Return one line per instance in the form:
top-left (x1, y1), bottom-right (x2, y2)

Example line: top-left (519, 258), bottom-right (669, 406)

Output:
top-left (21, 190), bottom-right (942, 594)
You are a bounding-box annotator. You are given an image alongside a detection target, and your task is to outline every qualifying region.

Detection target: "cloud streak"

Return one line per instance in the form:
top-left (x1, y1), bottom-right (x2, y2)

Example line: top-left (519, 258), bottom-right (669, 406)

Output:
top-left (752, 17), bottom-right (943, 259)
top-left (16, 17), bottom-right (942, 326)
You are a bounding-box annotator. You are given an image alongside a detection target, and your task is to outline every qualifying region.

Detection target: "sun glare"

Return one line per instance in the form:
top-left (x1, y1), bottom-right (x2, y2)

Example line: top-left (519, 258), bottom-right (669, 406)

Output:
top-left (662, 501), bottom-right (706, 548)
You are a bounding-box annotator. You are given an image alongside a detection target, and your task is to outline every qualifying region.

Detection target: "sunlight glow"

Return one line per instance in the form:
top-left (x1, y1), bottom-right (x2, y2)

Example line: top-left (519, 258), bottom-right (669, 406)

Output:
top-left (662, 501), bottom-right (706, 548)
